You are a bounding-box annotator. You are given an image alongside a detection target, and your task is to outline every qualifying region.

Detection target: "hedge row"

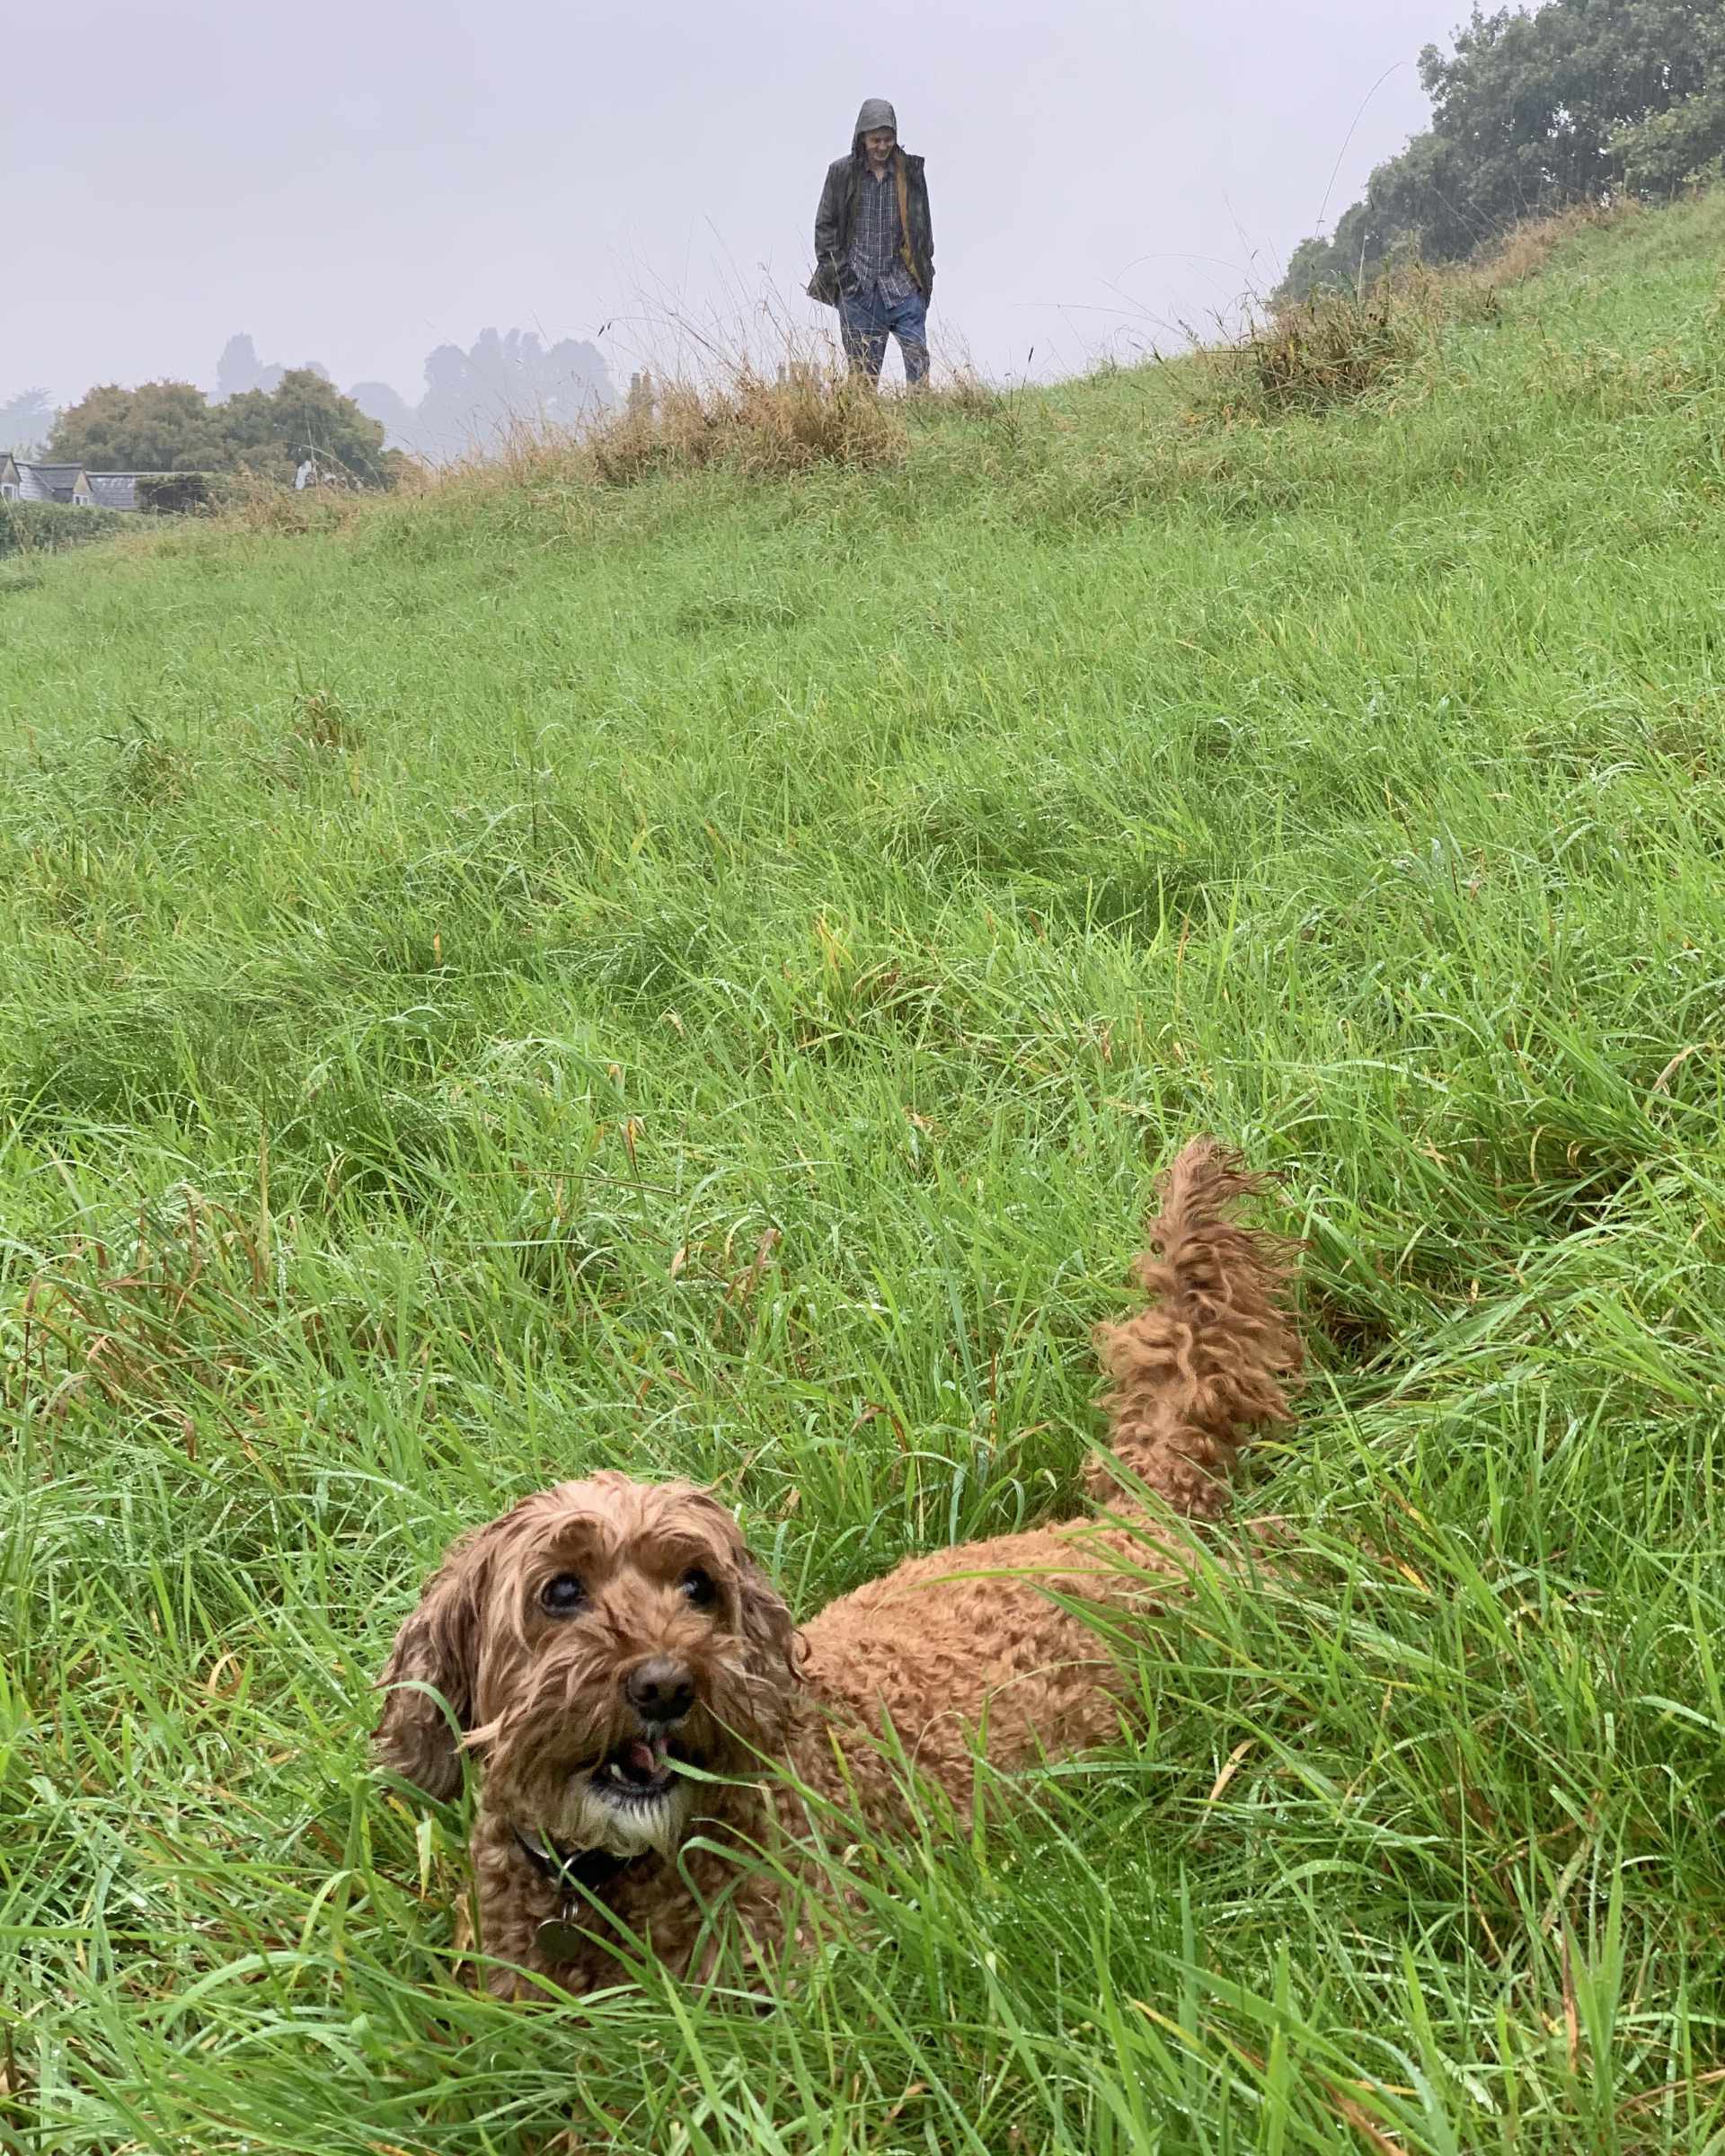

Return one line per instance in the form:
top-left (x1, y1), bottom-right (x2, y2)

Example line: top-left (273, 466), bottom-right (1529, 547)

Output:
top-left (0, 499), bottom-right (138, 559)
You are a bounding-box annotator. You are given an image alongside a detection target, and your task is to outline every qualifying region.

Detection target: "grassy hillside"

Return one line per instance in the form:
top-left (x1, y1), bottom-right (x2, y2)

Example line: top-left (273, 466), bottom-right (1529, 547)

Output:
top-left (4, 193), bottom-right (1725, 2152)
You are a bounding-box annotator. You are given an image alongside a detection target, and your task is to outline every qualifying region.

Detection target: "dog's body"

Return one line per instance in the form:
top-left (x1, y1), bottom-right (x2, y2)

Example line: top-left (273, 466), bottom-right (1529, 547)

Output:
top-left (375, 1142), bottom-right (1300, 1998)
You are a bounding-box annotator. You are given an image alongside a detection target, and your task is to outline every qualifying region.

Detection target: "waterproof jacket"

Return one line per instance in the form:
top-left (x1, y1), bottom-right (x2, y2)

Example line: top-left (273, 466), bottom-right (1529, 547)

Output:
top-left (809, 146), bottom-right (933, 306)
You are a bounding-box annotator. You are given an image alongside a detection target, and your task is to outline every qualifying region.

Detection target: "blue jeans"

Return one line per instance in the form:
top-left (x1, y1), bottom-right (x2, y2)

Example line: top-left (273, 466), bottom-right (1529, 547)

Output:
top-left (837, 284), bottom-right (930, 386)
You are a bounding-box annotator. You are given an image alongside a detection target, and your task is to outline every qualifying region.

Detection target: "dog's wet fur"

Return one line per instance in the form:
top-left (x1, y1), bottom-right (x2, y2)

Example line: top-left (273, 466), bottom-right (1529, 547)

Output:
top-left (374, 1139), bottom-right (1302, 1997)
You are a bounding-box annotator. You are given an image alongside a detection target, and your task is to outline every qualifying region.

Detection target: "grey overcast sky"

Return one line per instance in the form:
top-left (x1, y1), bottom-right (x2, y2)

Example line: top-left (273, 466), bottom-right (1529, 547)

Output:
top-left (6, 0), bottom-right (1454, 406)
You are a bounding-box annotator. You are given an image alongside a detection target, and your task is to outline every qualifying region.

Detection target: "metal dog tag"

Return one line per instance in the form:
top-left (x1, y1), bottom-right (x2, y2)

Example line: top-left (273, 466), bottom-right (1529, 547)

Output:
top-left (535, 1919), bottom-right (592, 1965)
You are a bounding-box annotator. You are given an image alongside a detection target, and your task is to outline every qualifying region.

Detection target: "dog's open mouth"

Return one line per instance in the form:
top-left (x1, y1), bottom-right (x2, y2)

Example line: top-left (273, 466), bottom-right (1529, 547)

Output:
top-left (596, 1734), bottom-right (679, 1802)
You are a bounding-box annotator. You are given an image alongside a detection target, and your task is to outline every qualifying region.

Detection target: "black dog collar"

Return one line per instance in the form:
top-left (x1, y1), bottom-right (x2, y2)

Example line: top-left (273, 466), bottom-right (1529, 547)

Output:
top-left (515, 1827), bottom-right (653, 1963)
top-left (514, 1826), bottom-right (646, 1898)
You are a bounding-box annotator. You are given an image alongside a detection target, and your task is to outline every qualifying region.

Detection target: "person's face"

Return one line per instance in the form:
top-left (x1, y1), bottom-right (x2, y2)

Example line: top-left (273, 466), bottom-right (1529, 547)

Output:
top-left (862, 128), bottom-right (896, 164)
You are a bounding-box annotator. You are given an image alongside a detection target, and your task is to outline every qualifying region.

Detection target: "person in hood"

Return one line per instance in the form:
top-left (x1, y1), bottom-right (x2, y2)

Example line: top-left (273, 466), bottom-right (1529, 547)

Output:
top-left (809, 98), bottom-right (934, 387)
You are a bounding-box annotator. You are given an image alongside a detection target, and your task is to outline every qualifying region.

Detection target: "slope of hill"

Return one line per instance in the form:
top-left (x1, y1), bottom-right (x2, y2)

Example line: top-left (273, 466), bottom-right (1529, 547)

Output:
top-left (3, 193), bottom-right (1725, 2152)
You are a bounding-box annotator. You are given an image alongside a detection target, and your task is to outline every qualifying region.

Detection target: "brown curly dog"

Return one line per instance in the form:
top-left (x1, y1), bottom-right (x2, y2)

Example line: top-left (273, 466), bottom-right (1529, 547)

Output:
top-left (373, 1139), bottom-right (1301, 1998)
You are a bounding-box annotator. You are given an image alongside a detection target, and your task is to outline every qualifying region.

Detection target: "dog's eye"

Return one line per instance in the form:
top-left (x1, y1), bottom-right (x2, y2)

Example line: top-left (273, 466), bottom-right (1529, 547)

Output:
top-left (679, 1567), bottom-right (718, 1608)
top-left (539, 1573), bottom-right (586, 1616)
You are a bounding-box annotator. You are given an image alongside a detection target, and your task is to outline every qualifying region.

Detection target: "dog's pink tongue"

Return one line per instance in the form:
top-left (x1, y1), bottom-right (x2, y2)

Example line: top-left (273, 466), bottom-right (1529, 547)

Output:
top-left (624, 1739), bottom-right (659, 1779)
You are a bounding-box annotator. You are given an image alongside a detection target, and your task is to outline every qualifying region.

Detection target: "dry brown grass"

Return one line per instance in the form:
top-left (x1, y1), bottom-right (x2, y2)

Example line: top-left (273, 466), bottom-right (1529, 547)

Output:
top-left (583, 359), bottom-right (907, 486)
top-left (209, 470), bottom-right (378, 537)
top-left (4, 1192), bottom-right (385, 1438)
top-left (1467, 199), bottom-right (1638, 294)
top-left (7, 1197), bottom-right (270, 1435)
top-left (1204, 200), bottom-right (1641, 424)
top-left (201, 458), bottom-right (432, 537)
top-left (189, 357), bottom-right (910, 535)
top-left (912, 369), bottom-right (1006, 420)
top-left (1201, 283), bottom-right (1440, 420)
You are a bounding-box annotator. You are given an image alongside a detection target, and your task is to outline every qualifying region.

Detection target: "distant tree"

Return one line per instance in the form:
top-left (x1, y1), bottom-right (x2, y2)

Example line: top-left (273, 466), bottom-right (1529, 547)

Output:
top-left (404, 328), bottom-right (615, 460)
top-left (49, 372), bottom-right (399, 487)
top-left (0, 385), bottom-right (58, 457)
top-left (1278, 0), bottom-right (1725, 301)
top-left (349, 377), bottom-right (419, 447)
top-left (46, 327), bottom-right (612, 489)
top-left (217, 332), bottom-right (332, 401)
top-left (218, 369), bottom-right (395, 486)
top-left (537, 336), bottom-right (612, 429)
top-left (401, 343), bottom-right (474, 460)
top-left (217, 333), bottom-right (278, 400)
top-left (49, 381), bottom-right (226, 471)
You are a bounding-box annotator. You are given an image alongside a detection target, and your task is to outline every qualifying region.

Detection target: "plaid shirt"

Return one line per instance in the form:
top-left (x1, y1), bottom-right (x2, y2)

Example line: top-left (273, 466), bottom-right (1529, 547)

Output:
top-left (847, 164), bottom-right (916, 299)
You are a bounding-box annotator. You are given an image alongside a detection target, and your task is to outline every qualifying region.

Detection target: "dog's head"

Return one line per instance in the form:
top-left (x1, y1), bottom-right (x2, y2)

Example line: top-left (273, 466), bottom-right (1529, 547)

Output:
top-left (373, 1473), bottom-right (801, 1857)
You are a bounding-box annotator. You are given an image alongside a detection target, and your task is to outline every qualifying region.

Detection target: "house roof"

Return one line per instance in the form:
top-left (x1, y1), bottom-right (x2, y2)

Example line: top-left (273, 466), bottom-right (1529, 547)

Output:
top-left (9, 461), bottom-right (181, 510)
top-left (12, 462), bottom-right (90, 502)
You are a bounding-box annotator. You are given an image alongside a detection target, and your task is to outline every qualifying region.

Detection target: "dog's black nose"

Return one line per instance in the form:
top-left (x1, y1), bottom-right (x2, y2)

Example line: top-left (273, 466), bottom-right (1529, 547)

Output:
top-left (624, 1656), bottom-right (695, 1724)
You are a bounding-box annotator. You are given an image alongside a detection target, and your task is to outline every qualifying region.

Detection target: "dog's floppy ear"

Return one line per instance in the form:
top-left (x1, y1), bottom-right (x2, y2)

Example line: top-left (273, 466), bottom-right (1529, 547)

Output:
top-left (682, 1489), bottom-right (804, 1716)
top-left (373, 1529), bottom-right (492, 1801)
top-left (737, 1545), bottom-right (801, 1692)
top-left (727, 1532), bottom-right (804, 1756)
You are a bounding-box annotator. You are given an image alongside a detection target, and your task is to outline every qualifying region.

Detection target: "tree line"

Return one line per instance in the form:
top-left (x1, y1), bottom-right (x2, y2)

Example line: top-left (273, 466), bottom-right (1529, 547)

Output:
top-left (1280, 0), bottom-right (1725, 300)
top-left (42, 372), bottom-right (402, 490)
top-left (1, 328), bottom-right (616, 487)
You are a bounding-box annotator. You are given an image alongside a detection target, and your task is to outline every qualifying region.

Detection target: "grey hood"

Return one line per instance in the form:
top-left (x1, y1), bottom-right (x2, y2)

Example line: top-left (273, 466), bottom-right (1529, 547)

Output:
top-left (853, 97), bottom-right (898, 144)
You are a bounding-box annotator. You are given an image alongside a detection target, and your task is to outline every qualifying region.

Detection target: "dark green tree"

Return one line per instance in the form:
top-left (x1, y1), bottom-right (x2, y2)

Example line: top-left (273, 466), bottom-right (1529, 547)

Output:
top-left (49, 381), bottom-right (225, 471)
top-left (220, 369), bottom-right (394, 486)
top-left (47, 372), bottom-right (400, 488)
top-left (1612, 7), bottom-right (1725, 191)
top-left (1278, 1), bottom-right (1725, 301)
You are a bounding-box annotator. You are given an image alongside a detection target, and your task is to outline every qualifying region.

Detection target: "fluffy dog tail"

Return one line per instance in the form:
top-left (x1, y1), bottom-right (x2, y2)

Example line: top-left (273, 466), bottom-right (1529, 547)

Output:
top-left (1085, 1138), bottom-right (1303, 1518)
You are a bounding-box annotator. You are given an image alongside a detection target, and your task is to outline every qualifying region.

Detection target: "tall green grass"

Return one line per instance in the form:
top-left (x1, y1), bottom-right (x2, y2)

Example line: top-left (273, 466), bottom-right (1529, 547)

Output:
top-left (4, 194), bottom-right (1725, 2152)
